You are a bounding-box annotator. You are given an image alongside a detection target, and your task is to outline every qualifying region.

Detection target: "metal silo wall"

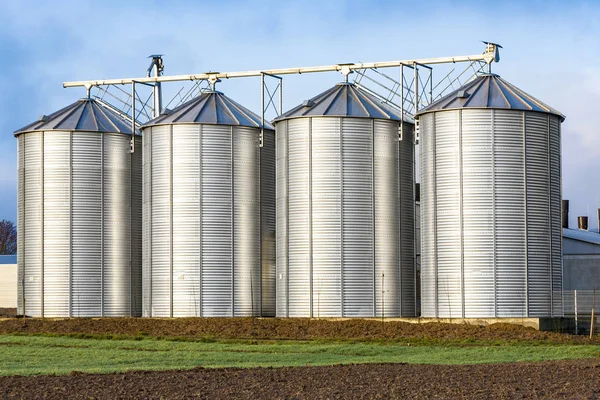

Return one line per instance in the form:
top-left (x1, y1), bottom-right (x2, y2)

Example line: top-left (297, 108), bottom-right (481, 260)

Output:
top-left (276, 120), bottom-right (289, 317)
top-left (18, 133), bottom-right (43, 316)
top-left (172, 124), bottom-right (201, 317)
top-left (131, 137), bottom-right (143, 317)
top-left (493, 111), bottom-right (527, 317)
top-left (399, 123), bottom-right (415, 316)
top-left (43, 131), bottom-right (71, 317)
top-left (374, 120), bottom-right (400, 317)
top-left (142, 127), bottom-right (153, 317)
top-left (261, 131), bottom-right (276, 317)
top-left (433, 111), bottom-right (462, 318)
top-left (276, 117), bottom-right (414, 317)
top-left (419, 114), bottom-right (436, 317)
top-left (342, 118), bottom-right (374, 317)
top-left (549, 117), bottom-right (562, 316)
top-left (462, 110), bottom-right (494, 317)
top-left (143, 124), bottom-right (265, 317)
top-left (18, 131), bottom-right (141, 317)
top-left (201, 125), bottom-right (233, 316)
top-left (17, 136), bottom-right (24, 316)
top-left (287, 118), bottom-right (311, 317)
top-left (103, 133), bottom-right (140, 316)
top-left (311, 118), bottom-right (341, 317)
top-left (419, 109), bottom-right (562, 318)
top-left (233, 126), bottom-right (261, 316)
top-left (71, 133), bottom-right (102, 316)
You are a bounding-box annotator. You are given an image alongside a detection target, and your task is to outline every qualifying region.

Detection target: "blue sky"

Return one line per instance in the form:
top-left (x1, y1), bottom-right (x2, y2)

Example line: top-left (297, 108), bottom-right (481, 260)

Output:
top-left (1, 0), bottom-right (600, 229)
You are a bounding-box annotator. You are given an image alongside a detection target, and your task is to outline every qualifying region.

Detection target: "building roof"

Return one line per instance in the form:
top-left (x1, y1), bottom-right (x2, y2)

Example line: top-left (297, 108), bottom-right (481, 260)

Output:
top-left (0, 255), bottom-right (17, 265)
top-left (274, 82), bottom-right (404, 122)
top-left (15, 98), bottom-right (138, 136)
top-left (416, 74), bottom-right (565, 121)
top-left (563, 228), bottom-right (600, 246)
top-left (144, 91), bottom-right (273, 130)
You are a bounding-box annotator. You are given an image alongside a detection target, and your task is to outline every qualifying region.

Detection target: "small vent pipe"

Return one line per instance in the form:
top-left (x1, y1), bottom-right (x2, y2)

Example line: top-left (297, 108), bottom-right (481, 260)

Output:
top-left (578, 216), bottom-right (588, 231)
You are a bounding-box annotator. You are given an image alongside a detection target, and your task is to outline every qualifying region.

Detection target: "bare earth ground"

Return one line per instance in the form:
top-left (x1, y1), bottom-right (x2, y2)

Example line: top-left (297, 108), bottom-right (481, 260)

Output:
top-left (1, 359), bottom-right (600, 399)
top-left (0, 317), bottom-right (596, 344)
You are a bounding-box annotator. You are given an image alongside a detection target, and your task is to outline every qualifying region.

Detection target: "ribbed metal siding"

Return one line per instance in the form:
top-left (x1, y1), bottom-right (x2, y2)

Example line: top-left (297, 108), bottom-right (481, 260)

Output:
top-left (342, 119), bottom-right (374, 317)
top-left (434, 111), bottom-right (462, 318)
top-left (71, 133), bottom-right (102, 316)
top-left (462, 110), bottom-right (494, 317)
top-left (276, 117), bottom-right (415, 317)
top-left (399, 123), bottom-right (415, 316)
top-left (143, 124), bottom-right (269, 317)
top-left (525, 113), bottom-right (552, 316)
top-left (18, 131), bottom-right (141, 317)
top-left (419, 109), bottom-right (562, 318)
top-left (233, 126), bottom-right (260, 316)
top-left (261, 131), bottom-right (276, 317)
top-left (43, 132), bottom-right (70, 316)
top-left (276, 121), bottom-right (289, 316)
top-left (549, 116), bottom-right (562, 316)
top-left (19, 133), bottom-right (43, 316)
top-left (494, 111), bottom-right (526, 317)
top-left (420, 115), bottom-right (436, 317)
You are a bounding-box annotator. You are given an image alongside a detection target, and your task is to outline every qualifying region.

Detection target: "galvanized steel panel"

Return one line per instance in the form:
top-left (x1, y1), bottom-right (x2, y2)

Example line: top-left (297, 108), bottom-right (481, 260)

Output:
top-left (286, 118), bottom-right (312, 317)
top-left (233, 126), bottom-right (261, 316)
top-left (399, 122), bottom-right (415, 316)
top-left (143, 122), bottom-right (271, 317)
top-left (71, 133), bottom-right (102, 316)
top-left (342, 118), bottom-right (374, 317)
top-left (420, 107), bottom-right (562, 318)
top-left (261, 131), bottom-right (276, 317)
top-left (43, 132), bottom-right (71, 317)
top-left (419, 114), bottom-right (436, 317)
top-left (18, 129), bottom-right (141, 318)
top-left (20, 133), bottom-right (43, 316)
top-left (276, 116), bottom-right (414, 318)
top-left (494, 110), bottom-right (527, 317)
top-left (276, 121), bottom-right (289, 316)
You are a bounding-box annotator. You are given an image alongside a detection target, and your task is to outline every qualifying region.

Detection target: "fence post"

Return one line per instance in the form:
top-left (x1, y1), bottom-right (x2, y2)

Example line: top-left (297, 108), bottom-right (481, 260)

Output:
top-left (575, 290), bottom-right (578, 335)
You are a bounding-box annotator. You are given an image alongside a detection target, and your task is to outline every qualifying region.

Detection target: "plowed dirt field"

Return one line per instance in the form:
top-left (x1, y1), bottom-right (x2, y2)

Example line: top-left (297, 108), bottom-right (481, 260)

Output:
top-left (2, 359), bottom-right (600, 399)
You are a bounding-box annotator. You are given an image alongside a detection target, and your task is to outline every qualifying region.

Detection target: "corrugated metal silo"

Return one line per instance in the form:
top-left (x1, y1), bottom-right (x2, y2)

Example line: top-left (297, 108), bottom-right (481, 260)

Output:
top-left (15, 99), bottom-right (142, 317)
top-left (417, 73), bottom-right (564, 318)
top-left (142, 91), bottom-right (275, 317)
top-left (274, 82), bottom-right (416, 318)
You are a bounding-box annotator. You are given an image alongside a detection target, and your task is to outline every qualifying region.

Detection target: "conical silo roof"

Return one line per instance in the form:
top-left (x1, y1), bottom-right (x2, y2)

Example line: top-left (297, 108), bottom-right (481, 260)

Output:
top-left (273, 82), bottom-right (403, 122)
top-left (14, 98), bottom-right (138, 136)
top-left (416, 73), bottom-right (565, 121)
top-left (144, 90), bottom-right (273, 130)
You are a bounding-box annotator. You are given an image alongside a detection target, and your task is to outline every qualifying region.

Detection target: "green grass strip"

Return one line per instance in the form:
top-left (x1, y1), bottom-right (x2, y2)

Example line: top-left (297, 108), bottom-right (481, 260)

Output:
top-left (1, 335), bottom-right (599, 376)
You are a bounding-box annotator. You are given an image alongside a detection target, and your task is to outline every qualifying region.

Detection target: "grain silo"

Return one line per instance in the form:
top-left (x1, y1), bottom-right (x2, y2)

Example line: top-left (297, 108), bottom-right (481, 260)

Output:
top-left (275, 82), bottom-right (415, 318)
top-left (417, 73), bottom-right (564, 318)
top-left (15, 98), bottom-right (142, 317)
top-left (142, 90), bottom-right (275, 317)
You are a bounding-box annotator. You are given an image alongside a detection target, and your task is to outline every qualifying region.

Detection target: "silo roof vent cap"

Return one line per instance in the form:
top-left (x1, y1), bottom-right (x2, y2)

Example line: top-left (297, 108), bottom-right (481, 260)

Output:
top-left (38, 115), bottom-right (49, 122)
top-left (456, 90), bottom-right (470, 99)
top-left (302, 99), bottom-right (315, 107)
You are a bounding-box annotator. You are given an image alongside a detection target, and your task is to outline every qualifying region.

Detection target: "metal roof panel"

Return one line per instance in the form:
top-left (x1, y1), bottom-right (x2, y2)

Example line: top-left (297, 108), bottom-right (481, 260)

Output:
top-left (274, 82), bottom-right (403, 122)
top-left (144, 91), bottom-right (273, 130)
top-left (14, 99), bottom-right (138, 136)
top-left (416, 74), bottom-right (565, 121)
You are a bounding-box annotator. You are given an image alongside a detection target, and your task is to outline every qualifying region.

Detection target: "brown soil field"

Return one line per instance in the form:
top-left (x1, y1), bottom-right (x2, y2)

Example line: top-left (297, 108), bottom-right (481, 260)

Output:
top-left (2, 359), bottom-right (600, 399)
top-left (0, 317), bottom-right (597, 344)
